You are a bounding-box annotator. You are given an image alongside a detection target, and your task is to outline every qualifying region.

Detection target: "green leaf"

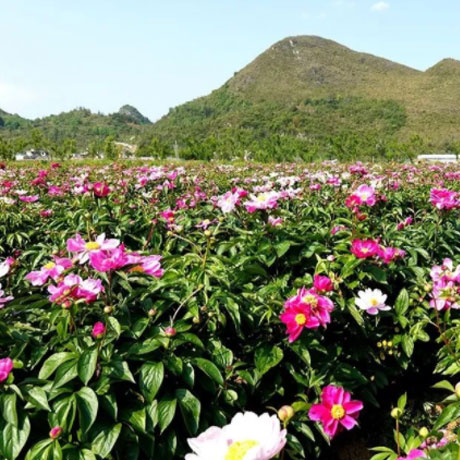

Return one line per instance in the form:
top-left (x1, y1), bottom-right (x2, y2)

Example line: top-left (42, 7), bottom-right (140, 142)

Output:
top-left (191, 358), bottom-right (224, 385)
top-left (24, 439), bottom-right (53, 460)
top-left (158, 397), bottom-right (177, 434)
top-left (139, 362), bottom-right (164, 403)
top-left (2, 393), bottom-right (18, 426)
top-left (432, 380), bottom-right (455, 392)
top-left (53, 359), bottom-right (79, 389)
top-left (49, 394), bottom-right (76, 433)
top-left (76, 387), bottom-right (99, 435)
top-left (176, 389), bottom-right (201, 435)
top-left (1, 413), bottom-right (30, 460)
top-left (26, 387), bottom-right (51, 412)
top-left (395, 289), bottom-right (409, 317)
top-left (78, 348), bottom-right (98, 386)
top-left (90, 423), bottom-right (122, 458)
top-left (401, 336), bottom-right (414, 357)
top-left (434, 402), bottom-right (460, 430)
top-left (120, 405), bottom-right (146, 433)
top-left (254, 344), bottom-right (284, 375)
top-left (39, 353), bottom-right (77, 380)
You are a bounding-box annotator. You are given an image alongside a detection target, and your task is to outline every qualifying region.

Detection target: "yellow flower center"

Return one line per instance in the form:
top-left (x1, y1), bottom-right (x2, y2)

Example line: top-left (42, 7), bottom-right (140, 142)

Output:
top-left (257, 194), bottom-right (267, 202)
top-left (302, 294), bottom-right (318, 307)
top-left (225, 440), bottom-right (259, 460)
top-left (85, 242), bottom-right (100, 250)
top-left (295, 313), bottom-right (307, 326)
top-left (130, 265), bottom-right (145, 273)
top-left (44, 262), bottom-right (56, 270)
top-left (361, 248), bottom-right (369, 253)
top-left (203, 219), bottom-right (210, 225)
top-left (331, 404), bottom-right (345, 420)
top-left (370, 298), bottom-right (378, 306)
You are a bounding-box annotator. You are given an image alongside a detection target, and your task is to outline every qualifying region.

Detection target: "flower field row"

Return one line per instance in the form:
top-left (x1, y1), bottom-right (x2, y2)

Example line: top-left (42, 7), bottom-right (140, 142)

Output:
top-left (1, 160), bottom-right (460, 459)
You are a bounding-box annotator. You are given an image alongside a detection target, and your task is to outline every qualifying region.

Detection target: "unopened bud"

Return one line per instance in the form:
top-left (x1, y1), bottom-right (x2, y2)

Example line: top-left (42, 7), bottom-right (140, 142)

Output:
top-left (391, 408), bottom-right (402, 419)
top-left (278, 405), bottom-right (295, 422)
top-left (204, 230), bottom-right (212, 237)
top-left (148, 308), bottom-right (157, 317)
top-left (164, 326), bottom-right (176, 337)
top-left (104, 306), bottom-right (113, 314)
top-left (49, 426), bottom-right (62, 439)
top-left (455, 382), bottom-right (460, 398)
top-left (419, 427), bottom-right (429, 438)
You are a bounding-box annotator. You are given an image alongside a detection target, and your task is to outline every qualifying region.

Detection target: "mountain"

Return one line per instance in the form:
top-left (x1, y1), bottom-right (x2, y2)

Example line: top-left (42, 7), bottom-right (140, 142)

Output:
top-left (150, 36), bottom-right (460, 150)
top-left (0, 105), bottom-right (151, 147)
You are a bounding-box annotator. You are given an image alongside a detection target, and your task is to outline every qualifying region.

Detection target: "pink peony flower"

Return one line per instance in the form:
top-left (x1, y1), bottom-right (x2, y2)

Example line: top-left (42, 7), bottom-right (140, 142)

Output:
top-left (430, 188), bottom-right (459, 210)
top-left (378, 246), bottom-right (406, 264)
top-left (217, 191), bottom-right (240, 214)
top-left (351, 239), bottom-right (380, 259)
top-left (129, 255), bottom-right (164, 278)
top-left (0, 283), bottom-right (14, 307)
top-left (25, 257), bottom-right (73, 286)
top-left (67, 233), bottom-right (120, 264)
top-left (309, 385), bottom-right (363, 438)
top-left (0, 357), bottom-right (14, 383)
top-left (268, 216), bottom-right (283, 227)
top-left (0, 257), bottom-right (14, 278)
top-left (89, 247), bottom-right (129, 272)
top-left (245, 192), bottom-right (280, 213)
top-left (92, 322), bottom-right (106, 339)
top-left (19, 195), bottom-right (39, 203)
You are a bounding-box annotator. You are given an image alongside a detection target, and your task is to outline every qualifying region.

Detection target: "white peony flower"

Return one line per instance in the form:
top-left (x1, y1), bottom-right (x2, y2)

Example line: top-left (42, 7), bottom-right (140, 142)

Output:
top-left (185, 412), bottom-right (287, 460)
top-left (355, 288), bottom-right (391, 315)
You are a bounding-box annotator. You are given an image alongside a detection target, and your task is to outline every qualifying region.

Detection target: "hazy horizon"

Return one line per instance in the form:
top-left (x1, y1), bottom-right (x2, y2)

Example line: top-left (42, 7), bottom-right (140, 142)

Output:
top-left (1, 0), bottom-right (459, 122)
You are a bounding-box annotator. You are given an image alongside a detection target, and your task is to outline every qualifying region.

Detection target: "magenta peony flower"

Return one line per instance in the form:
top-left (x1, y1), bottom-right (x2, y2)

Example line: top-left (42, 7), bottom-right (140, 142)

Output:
top-left (396, 449), bottom-right (427, 460)
top-left (351, 239), bottom-right (379, 259)
top-left (0, 357), bottom-right (14, 383)
top-left (309, 385), bottom-right (363, 438)
top-left (280, 287), bottom-right (334, 342)
top-left (93, 182), bottom-right (111, 197)
top-left (92, 322), bottom-right (106, 339)
top-left (313, 275), bottom-right (333, 293)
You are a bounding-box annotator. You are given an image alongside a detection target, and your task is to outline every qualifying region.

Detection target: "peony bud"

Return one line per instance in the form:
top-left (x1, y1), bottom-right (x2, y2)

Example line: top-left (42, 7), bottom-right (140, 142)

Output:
top-left (92, 322), bottom-right (106, 339)
top-left (278, 405), bottom-right (295, 423)
top-left (391, 408), bottom-right (402, 419)
top-left (49, 426), bottom-right (62, 439)
top-left (164, 326), bottom-right (176, 337)
top-left (455, 382), bottom-right (460, 398)
top-left (104, 306), bottom-right (113, 314)
top-left (148, 308), bottom-right (157, 317)
top-left (419, 427), bottom-right (429, 438)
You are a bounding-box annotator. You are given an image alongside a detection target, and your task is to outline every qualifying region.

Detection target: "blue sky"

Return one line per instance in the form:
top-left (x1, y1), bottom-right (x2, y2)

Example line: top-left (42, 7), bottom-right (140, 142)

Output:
top-left (0, 0), bottom-right (459, 121)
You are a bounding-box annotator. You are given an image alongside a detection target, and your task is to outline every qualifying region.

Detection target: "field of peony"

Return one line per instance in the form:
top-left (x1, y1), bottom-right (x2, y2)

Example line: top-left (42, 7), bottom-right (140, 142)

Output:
top-left (0, 160), bottom-right (460, 459)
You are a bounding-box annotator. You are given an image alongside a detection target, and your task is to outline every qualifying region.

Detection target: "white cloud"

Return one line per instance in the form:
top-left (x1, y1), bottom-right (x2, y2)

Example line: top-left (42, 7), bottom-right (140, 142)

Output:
top-left (371, 1), bottom-right (389, 11)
